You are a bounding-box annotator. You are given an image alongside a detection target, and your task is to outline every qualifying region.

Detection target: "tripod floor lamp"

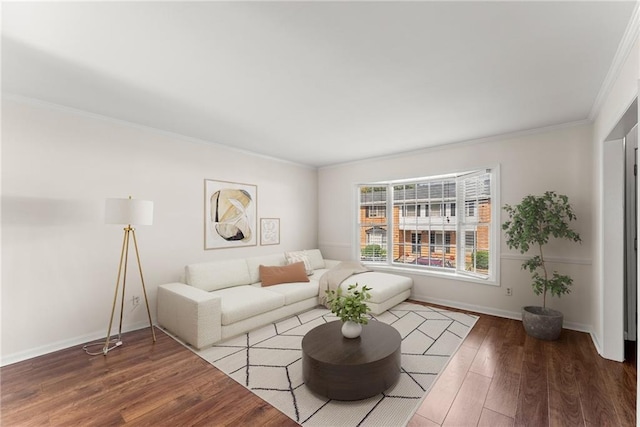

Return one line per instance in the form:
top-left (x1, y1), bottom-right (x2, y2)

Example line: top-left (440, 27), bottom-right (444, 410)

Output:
top-left (102, 196), bottom-right (156, 355)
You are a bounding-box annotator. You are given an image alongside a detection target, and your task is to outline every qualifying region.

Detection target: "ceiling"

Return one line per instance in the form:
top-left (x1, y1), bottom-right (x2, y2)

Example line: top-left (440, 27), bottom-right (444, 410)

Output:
top-left (2, 1), bottom-right (637, 167)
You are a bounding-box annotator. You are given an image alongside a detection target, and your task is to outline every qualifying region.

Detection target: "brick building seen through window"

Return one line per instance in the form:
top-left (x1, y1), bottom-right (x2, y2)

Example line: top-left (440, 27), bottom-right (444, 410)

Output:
top-left (359, 171), bottom-right (493, 278)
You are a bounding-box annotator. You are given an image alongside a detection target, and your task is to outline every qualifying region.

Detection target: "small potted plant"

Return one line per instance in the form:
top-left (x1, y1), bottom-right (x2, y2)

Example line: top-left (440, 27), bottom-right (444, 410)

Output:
top-left (502, 191), bottom-right (581, 340)
top-left (325, 283), bottom-right (372, 338)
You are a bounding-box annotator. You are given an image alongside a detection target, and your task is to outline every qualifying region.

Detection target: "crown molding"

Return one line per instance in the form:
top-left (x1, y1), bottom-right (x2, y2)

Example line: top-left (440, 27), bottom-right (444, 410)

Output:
top-left (2, 94), bottom-right (316, 171)
top-left (589, 2), bottom-right (640, 120)
top-left (320, 118), bottom-right (590, 170)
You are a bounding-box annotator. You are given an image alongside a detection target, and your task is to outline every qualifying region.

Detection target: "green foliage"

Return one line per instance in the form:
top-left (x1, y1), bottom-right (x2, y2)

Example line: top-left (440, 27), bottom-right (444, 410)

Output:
top-left (325, 283), bottom-right (372, 324)
top-left (362, 244), bottom-right (387, 259)
top-left (472, 250), bottom-right (489, 270)
top-left (502, 191), bottom-right (582, 308)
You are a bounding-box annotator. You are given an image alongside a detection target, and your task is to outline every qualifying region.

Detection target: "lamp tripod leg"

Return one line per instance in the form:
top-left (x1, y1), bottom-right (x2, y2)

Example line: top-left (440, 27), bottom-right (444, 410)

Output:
top-left (103, 228), bottom-right (129, 355)
top-left (132, 229), bottom-right (156, 342)
top-left (118, 229), bottom-right (130, 339)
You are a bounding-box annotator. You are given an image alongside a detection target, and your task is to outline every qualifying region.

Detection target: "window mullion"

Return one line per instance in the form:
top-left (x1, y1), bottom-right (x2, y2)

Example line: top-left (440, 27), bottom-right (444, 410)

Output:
top-left (387, 184), bottom-right (393, 263)
top-left (456, 176), bottom-right (464, 273)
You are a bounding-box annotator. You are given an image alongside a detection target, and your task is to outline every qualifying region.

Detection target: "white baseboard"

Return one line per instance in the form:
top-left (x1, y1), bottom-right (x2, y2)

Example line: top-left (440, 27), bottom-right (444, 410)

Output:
top-left (1, 320), bottom-right (152, 367)
top-left (1, 299), bottom-right (604, 366)
top-left (412, 295), bottom-right (521, 321)
top-left (590, 331), bottom-right (604, 357)
top-left (410, 295), bottom-right (592, 334)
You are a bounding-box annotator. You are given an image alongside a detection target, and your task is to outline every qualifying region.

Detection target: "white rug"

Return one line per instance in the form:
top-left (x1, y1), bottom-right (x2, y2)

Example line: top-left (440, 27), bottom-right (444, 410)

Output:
top-left (173, 302), bottom-right (477, 426)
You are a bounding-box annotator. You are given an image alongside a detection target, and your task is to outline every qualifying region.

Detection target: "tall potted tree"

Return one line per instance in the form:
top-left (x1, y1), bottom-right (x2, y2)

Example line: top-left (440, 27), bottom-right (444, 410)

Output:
top-left (502, 191), bottom-right (581, 340)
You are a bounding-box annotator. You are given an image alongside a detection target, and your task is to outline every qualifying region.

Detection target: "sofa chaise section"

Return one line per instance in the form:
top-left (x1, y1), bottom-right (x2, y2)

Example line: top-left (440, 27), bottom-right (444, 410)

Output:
top-left (340, 272), bottom-right (413, 314)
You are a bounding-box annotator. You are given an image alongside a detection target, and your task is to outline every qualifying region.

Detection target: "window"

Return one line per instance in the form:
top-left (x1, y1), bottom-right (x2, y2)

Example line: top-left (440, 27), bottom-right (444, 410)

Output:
top-left (445, 231), bottom-right (452, 254)
top-left (429, 231), bottom-right (441, 246)
top-left (465, 200), bottom-right (476, 217)
top-left (459, 172), bottom-right (492, 277)
top-left (402, 205), bottom-right (420, 217)
top-left (357, 168), bottom-right (497, 283)
top-left (465, 231), bottom-right (476, 247)
top-left (429, 203), bottom-right (442, 217)
top-left (411, 233), bottom-right (422, 253)
top-left (366, 206), bottom-right (386, 218)
top-left (366, 227), bottom-right (387, 246)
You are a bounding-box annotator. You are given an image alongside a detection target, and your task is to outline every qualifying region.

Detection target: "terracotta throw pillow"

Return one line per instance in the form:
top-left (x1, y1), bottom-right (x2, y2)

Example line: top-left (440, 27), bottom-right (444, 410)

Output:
top-left (260, 262), bottom-right (310, 286)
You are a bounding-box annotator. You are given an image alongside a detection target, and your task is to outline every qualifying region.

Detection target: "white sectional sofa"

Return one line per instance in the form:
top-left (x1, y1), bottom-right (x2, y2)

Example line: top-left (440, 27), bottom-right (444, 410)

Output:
top-left (157, 249), bottom-right (413, 349)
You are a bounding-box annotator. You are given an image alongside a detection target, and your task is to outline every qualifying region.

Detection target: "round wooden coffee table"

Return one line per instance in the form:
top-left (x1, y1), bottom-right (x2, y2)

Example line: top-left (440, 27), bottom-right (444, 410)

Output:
top-left (301, 320), bottom-right (401, 401)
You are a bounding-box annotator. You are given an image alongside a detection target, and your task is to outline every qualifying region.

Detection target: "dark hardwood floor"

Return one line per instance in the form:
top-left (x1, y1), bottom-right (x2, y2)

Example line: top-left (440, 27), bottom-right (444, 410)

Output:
top-left (2, 302), bottom-right (636, 426)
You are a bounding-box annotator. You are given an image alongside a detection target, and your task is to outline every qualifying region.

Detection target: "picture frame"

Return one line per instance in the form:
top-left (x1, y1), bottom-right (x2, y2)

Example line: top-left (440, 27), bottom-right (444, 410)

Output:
top-left (260, 218), bottom-right (280, 246)
top-left (204, 179), bottom-right (257, 250)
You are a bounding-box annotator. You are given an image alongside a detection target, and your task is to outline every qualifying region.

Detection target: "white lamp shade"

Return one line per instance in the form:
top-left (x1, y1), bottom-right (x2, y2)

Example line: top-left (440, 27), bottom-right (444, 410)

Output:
top-left (105, 198), bottom-right (154, 226)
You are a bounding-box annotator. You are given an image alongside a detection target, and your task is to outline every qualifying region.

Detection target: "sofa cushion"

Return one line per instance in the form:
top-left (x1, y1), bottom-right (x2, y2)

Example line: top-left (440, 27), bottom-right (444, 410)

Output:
top-left (260, 262), bottom-right (310, 286)
top-left (186, 259), bottom-right (251, 292)
top-left (246, 254), bottom-right (287, 284)
top-left (263, 280), bottom-right (319, 305)
top-left (284, 251), bottom-right (313, 275)
top-left (312, 268), bottom-right (331, 278)
top-left (213, 286), bottom-right (285, 325)
top-left (340, 272), bottom-right (413, 304)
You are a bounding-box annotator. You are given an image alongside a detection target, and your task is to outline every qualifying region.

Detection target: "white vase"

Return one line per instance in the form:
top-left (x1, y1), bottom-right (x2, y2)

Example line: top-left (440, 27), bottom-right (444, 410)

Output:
top-left (341, 320), bottom-right (362, 338)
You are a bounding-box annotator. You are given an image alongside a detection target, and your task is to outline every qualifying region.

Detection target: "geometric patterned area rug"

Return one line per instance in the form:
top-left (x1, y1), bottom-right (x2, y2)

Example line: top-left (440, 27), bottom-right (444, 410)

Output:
top-left (174, 302), bottom-right (477, 426)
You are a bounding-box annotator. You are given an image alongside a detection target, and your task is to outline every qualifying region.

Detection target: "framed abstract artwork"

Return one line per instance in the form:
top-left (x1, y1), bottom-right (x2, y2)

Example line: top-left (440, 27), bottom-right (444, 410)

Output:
top-left (260, 218), bottom-right (280, 246)
top-left (204, 179), bottom-right (257, 250)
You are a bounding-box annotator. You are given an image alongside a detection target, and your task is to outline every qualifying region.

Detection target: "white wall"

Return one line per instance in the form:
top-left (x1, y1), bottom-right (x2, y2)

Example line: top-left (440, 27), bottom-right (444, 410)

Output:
top-left (592, 35), bottom-right (639, 361)
top-left (602, 139), bottom-right (626, 361)
top-left (318, 124), bottom-right (594, 329)
top-left (1, 97), bottom-right (318, 365)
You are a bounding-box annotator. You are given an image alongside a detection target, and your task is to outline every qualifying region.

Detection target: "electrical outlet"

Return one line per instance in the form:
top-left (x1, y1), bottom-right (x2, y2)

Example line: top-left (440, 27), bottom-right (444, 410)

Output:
top-left (506, 288), bottom-right (512, 296)
top-left (132, 296), bottom-right (140, 306)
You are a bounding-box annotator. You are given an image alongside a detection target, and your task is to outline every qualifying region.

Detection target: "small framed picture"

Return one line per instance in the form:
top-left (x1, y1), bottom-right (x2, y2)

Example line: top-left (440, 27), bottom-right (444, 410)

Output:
top-left (260, 218), bottom-right (280, 246)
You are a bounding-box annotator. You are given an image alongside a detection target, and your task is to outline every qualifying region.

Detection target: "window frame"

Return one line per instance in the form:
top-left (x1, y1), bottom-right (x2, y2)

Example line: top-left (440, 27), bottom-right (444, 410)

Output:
top-left (356, 167), bottom-right (500, 286)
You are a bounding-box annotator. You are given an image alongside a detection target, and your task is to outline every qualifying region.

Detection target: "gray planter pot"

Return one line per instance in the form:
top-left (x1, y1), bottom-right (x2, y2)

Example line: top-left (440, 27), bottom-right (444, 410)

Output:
top-left (522, 306), bottom-right (563, 340)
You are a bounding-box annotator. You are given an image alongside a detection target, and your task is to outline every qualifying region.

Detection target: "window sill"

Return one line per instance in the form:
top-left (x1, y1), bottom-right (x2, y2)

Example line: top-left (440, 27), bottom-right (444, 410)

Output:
top-left (362, 262), bottom-right (499, 287)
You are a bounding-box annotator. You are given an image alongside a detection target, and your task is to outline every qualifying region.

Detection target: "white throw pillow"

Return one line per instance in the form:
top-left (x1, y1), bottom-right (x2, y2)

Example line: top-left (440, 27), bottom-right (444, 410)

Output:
top-left (304, 249), bottom-right (326, 270)
top-left (284, 251), bottom-right (313, 275)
